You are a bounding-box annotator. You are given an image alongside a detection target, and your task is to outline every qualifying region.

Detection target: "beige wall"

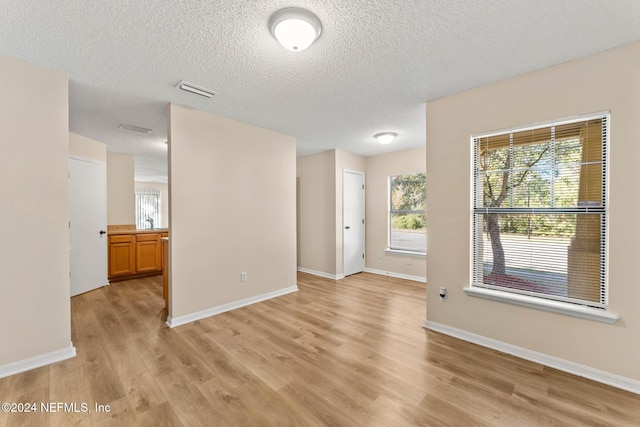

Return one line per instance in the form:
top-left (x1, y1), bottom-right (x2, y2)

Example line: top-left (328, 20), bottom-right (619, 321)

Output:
top-left (365, 147), bottom-right (426, 279)
top-left (168, 104), bottom-right (297, 320)
top-left (297, 151), bottom-right (336, 275)
top-left (426, 42), bottom-right (640, 381)
top-left (69, 132), bottom-right (106, 162)
top-left (296, 149), bottom-right (365, 277)
top-left (107, 152), bottom-right (135, 225)
top-left (135, 181), bottom-right (169, 228)
top-left (0, 56), bottom-right (72, 366)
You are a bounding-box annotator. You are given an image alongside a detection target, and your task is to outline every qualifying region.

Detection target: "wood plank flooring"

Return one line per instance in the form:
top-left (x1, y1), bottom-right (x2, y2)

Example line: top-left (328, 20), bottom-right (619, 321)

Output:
top-left (1, 272), bottom-right (639, 426)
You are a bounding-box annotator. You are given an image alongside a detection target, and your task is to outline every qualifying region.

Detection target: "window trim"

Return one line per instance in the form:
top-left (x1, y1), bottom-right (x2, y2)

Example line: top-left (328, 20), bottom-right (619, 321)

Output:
top-left (385, 248), bottom-right (426, 257)
top-left (469, 111), bottom-right (612, 313)
top-left (388, 172), bottom-right (426, 254)
top-left (463, 286), bottom-right (619, 324)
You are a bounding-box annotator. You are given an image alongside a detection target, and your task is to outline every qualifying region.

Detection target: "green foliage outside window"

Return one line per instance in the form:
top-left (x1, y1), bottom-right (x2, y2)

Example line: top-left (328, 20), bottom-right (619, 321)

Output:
top-left (390, 173), bottom-right (426, 231)
top-left (481, 136), bottom-right (583, 238)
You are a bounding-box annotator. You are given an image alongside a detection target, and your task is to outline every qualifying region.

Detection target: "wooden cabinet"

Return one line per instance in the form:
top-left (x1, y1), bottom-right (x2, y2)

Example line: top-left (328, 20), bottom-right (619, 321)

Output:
top-left (136, 233), bottom-right (161, 273)
top-left (109, 234), bottom-right (135, 277)
top-left (162, 237), bottom-right (169, 310)
top-left (160, 232), bottom-right (168, 269)
top-left (108, 231), bottom-right (168, 282)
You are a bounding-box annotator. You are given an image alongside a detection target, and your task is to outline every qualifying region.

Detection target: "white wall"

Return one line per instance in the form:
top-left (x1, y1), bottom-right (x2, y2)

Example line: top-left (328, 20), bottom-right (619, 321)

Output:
top-left (168, 104), bottom-right (297, 323)
top-left (0, 56), bottom-right (73, 371)
top-left (365, 146), bottom-right (426, 280)
top-left (426, 42), bottom-right (640, 382)
top-left (107, 152), bottom-right (135, 226)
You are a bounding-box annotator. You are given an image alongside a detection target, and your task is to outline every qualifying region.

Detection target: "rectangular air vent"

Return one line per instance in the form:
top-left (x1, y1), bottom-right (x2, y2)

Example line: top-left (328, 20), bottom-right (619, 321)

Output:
top-left (176, 80), bottom-right (217, 98)
top-left (119, 124), bottom-right (152, 134)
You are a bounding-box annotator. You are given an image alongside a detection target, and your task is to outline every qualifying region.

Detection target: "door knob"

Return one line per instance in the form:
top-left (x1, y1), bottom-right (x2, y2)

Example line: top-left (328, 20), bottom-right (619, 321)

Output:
top-left (99, 230), bottom-right (107, 235)
top-left (345, 226), bottom-right (350, 229)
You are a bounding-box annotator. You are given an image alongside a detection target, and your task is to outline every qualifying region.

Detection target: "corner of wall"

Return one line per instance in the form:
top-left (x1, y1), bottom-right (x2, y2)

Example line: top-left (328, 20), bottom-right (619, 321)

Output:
top-left (0, 55), bottom-right (72, 370)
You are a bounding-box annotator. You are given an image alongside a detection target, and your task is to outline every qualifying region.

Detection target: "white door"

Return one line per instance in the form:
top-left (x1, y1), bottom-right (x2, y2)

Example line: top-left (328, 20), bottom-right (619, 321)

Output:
top-left (343, 170), bottom-right (365, 276)
top-left (69, 157), bottom-right (108, 297)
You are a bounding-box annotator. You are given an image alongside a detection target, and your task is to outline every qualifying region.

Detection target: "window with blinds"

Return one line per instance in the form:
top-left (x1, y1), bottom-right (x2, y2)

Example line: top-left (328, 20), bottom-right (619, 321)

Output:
top-left (135, 188), bottom-right (161, 230)
top-left (472, 113), bottom-right (608, 308)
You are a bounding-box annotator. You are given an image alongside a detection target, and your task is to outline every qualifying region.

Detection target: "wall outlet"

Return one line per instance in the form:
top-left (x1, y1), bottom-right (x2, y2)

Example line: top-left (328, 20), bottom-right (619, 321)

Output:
top-left (241, 272), bottom-right (247, 282)
top-left (378, 252), bottom-right (384, 259)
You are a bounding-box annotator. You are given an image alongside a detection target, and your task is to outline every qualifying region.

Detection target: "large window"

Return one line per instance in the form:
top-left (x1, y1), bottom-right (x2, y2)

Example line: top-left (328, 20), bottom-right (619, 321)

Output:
top-left (135, 188), bottom-right (161, 229)
top-left (472, 113), bottom-right (608, 308)
top-left (389, 173), bottom-right (426, 253)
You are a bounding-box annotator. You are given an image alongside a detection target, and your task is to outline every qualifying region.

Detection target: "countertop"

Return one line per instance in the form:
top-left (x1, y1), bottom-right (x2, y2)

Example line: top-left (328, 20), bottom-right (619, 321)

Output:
top-left (108, 228), bottom-right (169, 236)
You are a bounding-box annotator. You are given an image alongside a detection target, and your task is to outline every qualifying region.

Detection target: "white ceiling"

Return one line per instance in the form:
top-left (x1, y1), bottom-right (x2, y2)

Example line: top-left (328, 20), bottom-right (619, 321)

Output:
top-left (2, 1), bottom-right (639, 182)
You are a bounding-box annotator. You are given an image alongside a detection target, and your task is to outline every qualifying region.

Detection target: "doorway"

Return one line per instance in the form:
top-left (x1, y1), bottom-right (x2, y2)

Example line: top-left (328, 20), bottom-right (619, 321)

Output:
top-left (343, 170), bottom-right (365, 276)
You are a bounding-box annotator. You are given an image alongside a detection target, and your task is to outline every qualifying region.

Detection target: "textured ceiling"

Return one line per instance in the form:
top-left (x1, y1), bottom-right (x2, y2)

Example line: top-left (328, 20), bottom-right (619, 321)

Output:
top-left (1, 1), bottom-right (639, 182)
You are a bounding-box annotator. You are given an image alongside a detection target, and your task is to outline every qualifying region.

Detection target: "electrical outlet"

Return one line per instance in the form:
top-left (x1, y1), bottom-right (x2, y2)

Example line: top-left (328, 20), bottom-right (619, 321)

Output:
top-left (241, 272), bottom-right (247, 282)
top-left (378, 252), bottom-right (384, 259)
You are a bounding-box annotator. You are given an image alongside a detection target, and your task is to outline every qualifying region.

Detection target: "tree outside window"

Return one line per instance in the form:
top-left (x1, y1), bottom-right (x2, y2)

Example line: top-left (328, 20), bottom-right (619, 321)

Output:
top-left (389, 173), bottom-right (426, 253)
top-left (473, 115), bottom-right (607, 307)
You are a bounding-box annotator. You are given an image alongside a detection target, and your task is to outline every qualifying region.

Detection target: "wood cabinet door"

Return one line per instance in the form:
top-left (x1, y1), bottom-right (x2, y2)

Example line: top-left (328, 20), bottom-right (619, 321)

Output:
top-left (136, 234), bottom-right (161, 272)
top-left (109, 238), bottom-right (136, 277)
top-left (162, 238), bottom-right (169, 310)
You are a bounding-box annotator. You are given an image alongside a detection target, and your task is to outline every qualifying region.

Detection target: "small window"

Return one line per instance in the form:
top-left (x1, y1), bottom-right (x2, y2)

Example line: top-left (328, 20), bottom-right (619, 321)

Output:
top-left (389, 173), bottom-right (426, 253)
top-left (472, 113), bottom-right (608, 308)
top-left (135, 188), bottom-right (161, 229)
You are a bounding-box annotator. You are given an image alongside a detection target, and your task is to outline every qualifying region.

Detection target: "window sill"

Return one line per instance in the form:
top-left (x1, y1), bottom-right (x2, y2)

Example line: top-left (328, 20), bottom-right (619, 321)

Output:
top-left (385, 249), bottom-right (426, 257)
top-left (463, 286), bottom-right (619, 324)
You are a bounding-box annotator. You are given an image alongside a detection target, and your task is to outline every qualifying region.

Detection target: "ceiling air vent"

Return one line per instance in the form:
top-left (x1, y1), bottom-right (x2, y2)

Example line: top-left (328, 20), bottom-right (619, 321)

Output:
top-left (119, 124), bottom-right (152, 134)
top-left (176, 80), bottom-right (217, 98)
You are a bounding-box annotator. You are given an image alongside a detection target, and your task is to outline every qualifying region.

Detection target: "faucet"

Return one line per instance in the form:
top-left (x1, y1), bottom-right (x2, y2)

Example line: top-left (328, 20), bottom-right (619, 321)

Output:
top-left (145, 217), bottom-right (154, 229)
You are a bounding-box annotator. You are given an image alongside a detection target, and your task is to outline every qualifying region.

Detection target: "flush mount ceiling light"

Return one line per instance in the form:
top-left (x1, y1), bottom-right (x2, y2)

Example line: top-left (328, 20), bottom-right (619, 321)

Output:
top-left (269, 7), bottom-right (322, 51)
top-left (374, 132), bottom-right (398, 145)
top-left (176, 80), bottom-right (217, 98)
top-left (119, 124), bottom-right (152, 134)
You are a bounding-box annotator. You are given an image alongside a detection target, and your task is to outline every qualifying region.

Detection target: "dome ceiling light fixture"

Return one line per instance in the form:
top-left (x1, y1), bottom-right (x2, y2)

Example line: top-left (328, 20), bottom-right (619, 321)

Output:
top-left (374, 132), bottom-right (398, 145)
top-left (269, 7), bottom-right (322, 51)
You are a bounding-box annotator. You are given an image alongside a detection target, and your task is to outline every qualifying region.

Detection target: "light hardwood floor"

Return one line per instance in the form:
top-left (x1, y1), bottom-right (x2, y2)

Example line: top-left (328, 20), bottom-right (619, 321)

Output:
top-left (1, 272), bottom-right (639, 426)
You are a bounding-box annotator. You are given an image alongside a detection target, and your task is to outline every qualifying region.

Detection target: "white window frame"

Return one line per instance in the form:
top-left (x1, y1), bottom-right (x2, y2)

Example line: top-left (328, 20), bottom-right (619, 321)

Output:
top-left (465, 112), bottom-right (618, 324)
top-left (387, 173), bottom-right (426, 255)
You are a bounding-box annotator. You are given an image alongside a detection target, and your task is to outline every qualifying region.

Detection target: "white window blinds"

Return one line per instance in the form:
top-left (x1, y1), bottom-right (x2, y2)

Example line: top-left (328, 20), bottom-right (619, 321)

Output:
top-left (135, 188), bottom-right (161, 230)
top-left (472, 113), bottom-right (608, 308)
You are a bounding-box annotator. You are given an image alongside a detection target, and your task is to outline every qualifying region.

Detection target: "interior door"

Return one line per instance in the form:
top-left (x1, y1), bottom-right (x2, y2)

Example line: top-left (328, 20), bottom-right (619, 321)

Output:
top-left (343, 170), bottom-right (365, 276)
top-left (69, 157), bottom-right (108, 297)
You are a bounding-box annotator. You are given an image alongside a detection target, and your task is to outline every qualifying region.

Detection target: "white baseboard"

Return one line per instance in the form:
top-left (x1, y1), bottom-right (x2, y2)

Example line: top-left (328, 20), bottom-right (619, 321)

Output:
top-left (423, 321), bottom-right (640, 395)
top-left (0, 345), bottom-right (76, 379)
top-left (297, 267), bottom-right (344, 280)
top-left (298, 266), bottom-right (426, 283)
top-left (364, 268), bottom-right (426, 283)
top-left (167, 286), bottom-right (298, 328)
